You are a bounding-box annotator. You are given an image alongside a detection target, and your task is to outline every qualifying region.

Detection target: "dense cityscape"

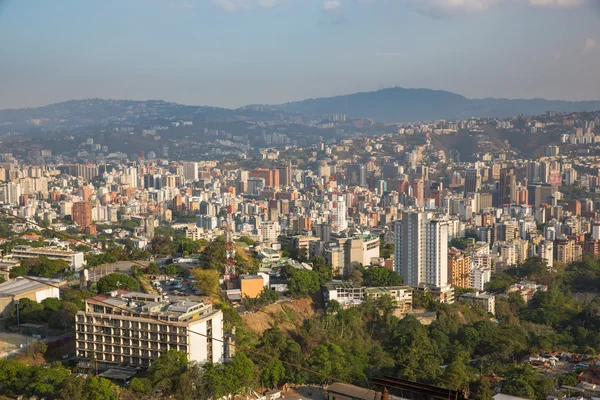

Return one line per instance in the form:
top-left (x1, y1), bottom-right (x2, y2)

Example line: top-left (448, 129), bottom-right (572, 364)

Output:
top-left (0, 101), bottom-right (600, 400)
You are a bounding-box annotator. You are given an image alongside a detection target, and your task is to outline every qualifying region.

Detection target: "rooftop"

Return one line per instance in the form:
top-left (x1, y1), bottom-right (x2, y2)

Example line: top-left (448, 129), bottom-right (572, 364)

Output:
top-left (0, 277), bottom-right (63, 297)
top-left (87, 290), bottom-right (214, 322)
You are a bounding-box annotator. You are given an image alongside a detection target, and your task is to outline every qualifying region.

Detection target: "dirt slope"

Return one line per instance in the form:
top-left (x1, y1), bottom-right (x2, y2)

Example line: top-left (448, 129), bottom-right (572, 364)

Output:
top-left (242, 298), bottom-right (317, 334)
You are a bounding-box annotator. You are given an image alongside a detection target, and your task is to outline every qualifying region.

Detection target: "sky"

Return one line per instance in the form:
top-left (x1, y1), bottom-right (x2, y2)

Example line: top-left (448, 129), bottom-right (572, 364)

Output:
top-left (0, 0), bottom-right (599, 109)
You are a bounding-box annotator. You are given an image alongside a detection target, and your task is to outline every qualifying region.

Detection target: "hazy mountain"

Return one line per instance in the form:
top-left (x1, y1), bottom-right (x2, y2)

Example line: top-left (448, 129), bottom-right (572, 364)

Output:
top-left (270, 87), bottom-right (600, 122)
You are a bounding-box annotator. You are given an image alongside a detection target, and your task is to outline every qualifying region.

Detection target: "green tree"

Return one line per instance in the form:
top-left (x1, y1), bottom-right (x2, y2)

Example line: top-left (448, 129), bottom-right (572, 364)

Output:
top-left (362, 266), bottom-right (402, 287)
top-left (260, 360), bottom-right (286, 389)
top-left (96, 273), bottom-right (139, 293)
top-left (287, 270), bottom-right (321, 298)
top-left (146, 262), bottom-right (159, 275)
top-left (128, 377), bottom-right (152, 396)
top-left (57, 376), bottom-right (85, 400)
top-left (163, 264), bottom-right (184, 276)
top-left (150, 235), bottom-right (176, 257)
top-left (148, 349), bottom-right (188, 390)
top-left (84, 377), bottom-right (121, 400)
top-left (191, 268), bottom-right (220, 298)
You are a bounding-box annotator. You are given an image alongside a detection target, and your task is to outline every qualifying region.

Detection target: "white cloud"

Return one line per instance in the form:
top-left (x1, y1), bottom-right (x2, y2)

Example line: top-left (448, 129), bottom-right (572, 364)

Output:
top-left (324, 0), bottom-right (342, 11)
top-left (582, 38), bottom-right (597, 54)
top-left (406, 0), bottom-right (499, 16)
top-left (529, 0), bottom-right (587, 8)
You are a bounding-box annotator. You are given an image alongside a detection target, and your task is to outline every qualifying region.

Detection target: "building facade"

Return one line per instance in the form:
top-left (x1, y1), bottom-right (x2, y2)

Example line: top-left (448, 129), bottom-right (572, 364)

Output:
top-left (76, 291), bottom-right (223, 370)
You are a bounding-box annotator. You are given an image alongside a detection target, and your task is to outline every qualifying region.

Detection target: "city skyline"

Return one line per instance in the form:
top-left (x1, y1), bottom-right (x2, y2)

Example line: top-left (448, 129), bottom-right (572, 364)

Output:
top-left (0, 0), bottom-right (599, 110)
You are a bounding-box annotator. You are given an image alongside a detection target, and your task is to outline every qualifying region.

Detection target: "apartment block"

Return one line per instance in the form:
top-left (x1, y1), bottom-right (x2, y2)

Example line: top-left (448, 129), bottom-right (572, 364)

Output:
top-left (322, 282), bottom-right (413, 314)
top-left (11, 245), bottom-right (85, 270)
top-left (76, 291), bottom-right (223, 370)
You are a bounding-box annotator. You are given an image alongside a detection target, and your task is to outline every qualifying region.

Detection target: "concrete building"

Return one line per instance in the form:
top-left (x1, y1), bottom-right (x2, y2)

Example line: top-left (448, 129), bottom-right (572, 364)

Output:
top-left (458, 291), bottom-right (495, 315)
top-left (240, 275), bottom-right (265, 299)
top-left (322, 282), bottom-right (412, 314)
top-left (394, 211), bottom-right (449, 288)
top-left (0, 277), bottom-right (63, 316)
top-left (76, 290), bottom-right (223, 370)
top-left (72, 201), bottom-right (93, 227)
top-left (331, 195), bottom-right (348, 233)
top-left (11, 245), bottom-right (85, 270)
top-left (448, 248), bottom-right (471, 288)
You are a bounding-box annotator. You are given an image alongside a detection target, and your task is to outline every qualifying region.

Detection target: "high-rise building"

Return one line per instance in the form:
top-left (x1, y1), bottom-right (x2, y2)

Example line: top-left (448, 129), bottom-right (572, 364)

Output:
top-left (72, 201), bottom-right (93, 227)
top-left (331, 195), bottom-right (348, 233)
top-left (260, 221), bottom-right (279, 244)
top-left (183, 162), bottom-right (199, 182)
top-left (394, 211), bottom-right (449, 288)
top-left (77, 164), bottom-right (99, 183)
top-left (498, 168), bottom-right (516, 205)
top-left (76, 291), bottom-right (223, 369)
top-left (346, 164), bottom-right (367, 187)
top-left (464, 168), bottom-right (481, 195)
top-left (249, 169), bottom-right (279, 188)
top-left (276, 161), bottom-right (292, 187)
top-left (448, 248), bottom-right (471, 288)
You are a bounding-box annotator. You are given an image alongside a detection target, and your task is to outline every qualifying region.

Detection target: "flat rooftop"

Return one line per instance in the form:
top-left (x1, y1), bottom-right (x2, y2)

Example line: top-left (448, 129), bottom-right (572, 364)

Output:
top-left (0, 277), bottom-right (62, 297)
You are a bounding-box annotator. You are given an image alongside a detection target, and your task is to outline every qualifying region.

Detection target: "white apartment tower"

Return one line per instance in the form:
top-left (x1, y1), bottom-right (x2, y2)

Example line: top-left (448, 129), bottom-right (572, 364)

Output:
top-left (394, 211), bottom-right (449, 288)
top-left (183, 162), bottom-right (199, 182)
top-left (331, 195), bottom-right (348, 233)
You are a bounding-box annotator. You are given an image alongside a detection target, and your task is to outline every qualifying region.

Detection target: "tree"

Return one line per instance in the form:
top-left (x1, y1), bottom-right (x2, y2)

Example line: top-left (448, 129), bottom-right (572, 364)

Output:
top-left (163, 264), bottom-right (184, 276)
top-left (312, 256), bottom-right (333, 284)
top-left (27, 340), bottom-right (48, 358)
top-left (148, 349), bottom-right (188, 390)
top-left (57, 376), bottom-right (85, 400)
top-left (202, 236), bottom-right (227, 271)
top-left (128, 377), bottom-right (152, 396)
top-left (176, 363), bottom-right (206, 400)
top-left (260, 360), bottom-right (285, 389)
top-left (287, 270), bottom-right (321, 298)
top-left (150, 235), bottom-right (175, 257)
top-left (362, 266), bottom-right (402, 287)
top-left (146, 262), bottom-right (159, 275)
top-left (226, 353), bottom-right (255, 394)
top-left (191, 268), bottom-right (220, 298)
top-left (348, 269), bottom-right (363, 286)
top-left (97, 273), bottom-right (139, 293)
top-left (84, 377), bottom-right (121, 400)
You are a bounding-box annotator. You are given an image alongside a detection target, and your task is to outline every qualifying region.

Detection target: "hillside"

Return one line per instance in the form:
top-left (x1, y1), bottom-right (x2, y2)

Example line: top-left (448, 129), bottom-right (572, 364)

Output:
top-left (272, 87), bottom-right (600, 122)
top-left (241, 297), bottom-right (317, 334)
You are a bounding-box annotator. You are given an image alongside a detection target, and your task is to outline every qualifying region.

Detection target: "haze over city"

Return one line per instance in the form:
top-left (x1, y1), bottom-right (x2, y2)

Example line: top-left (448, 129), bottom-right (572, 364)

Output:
top-left (1, 0), bottom-right (599, 109)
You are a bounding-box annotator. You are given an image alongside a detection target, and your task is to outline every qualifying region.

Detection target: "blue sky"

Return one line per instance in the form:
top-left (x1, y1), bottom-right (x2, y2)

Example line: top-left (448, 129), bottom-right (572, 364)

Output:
top-left (0, 0), bottom-right (598, 109)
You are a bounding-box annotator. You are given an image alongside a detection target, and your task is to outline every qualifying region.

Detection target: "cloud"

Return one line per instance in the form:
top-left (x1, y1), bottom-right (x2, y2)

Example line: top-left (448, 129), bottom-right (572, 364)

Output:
top-left (406, 0), bottom-right (499, 17)
top-left (529, 0), bottom-right (587, 8)
top-left (324, 0), bottom-right (342, 11)
top-left (403, 0), bottom-right (587, 18)
top-left (582, 38), bottom-right (597, 54)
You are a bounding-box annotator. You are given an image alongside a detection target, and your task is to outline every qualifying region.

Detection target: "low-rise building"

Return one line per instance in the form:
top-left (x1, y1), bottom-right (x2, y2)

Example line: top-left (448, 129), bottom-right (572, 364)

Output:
top-left (458, 291), bottom-right (496, 315)
top-left (240, 274), bottom-right (265, 299)
top-left (10, 245), bottom-right (85, 270)
top-left (0, 276), bottom-right (64, 315)
top-left (322, 282), bottom-right (413, 314)
top-left (76, 290), bottom-right (223, 370)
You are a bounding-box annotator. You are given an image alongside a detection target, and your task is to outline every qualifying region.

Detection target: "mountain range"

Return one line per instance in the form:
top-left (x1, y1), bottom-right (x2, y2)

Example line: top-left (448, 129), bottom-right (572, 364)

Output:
top-left (267, 87), bottom-right (600, 122)
top-left (2, 88), bottom-right (600, 126)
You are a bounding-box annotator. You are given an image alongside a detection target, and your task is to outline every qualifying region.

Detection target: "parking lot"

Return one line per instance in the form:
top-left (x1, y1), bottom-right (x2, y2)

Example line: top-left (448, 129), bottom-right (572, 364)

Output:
top-left (151, 276), bottom-right (208, 302)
